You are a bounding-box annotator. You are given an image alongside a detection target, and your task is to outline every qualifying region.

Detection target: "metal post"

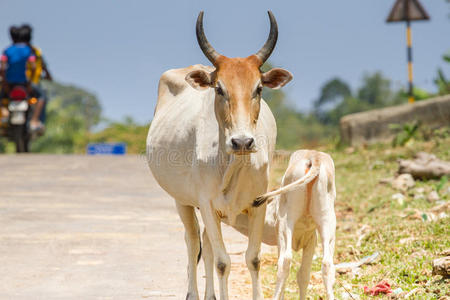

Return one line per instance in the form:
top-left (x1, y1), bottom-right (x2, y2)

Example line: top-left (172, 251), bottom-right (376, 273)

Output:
top-left (406, 20), bottom-right (414, 103)
top-left (387, 0), bottom-right (430, 103)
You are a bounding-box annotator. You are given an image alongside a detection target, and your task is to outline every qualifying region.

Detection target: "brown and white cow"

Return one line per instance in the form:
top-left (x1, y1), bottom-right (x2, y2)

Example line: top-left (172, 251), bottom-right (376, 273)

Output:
top-left (147, 11), bottom-right (292, 300)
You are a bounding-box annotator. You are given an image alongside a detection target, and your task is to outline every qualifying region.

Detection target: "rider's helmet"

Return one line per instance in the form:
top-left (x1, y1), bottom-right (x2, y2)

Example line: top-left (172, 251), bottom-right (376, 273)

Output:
top-left (19, 24), bottom-right (32, 43)
top-left (9, 26), bottom-right (20, 43)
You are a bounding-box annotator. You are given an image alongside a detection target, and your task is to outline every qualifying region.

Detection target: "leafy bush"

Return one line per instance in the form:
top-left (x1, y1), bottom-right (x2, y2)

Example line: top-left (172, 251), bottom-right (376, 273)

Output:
top-left (390, 121), bottom-right (420, 147)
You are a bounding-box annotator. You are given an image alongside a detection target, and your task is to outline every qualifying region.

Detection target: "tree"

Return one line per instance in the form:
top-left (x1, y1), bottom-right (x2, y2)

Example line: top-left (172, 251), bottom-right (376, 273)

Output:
top-left (314, 78), bottom-right (352, 123)
top-left (262, 62), bottom-right (335, 149)
top-left (314, 78), bottom-right (352, 110)
top-left (314, 72), bottom-right (408, 126)
top-left (43, 81), bottom-right (101, 130)
top-left (435, 51), bottom-right (450, 95)
top-left (357, 72), bottom-right (394, 106)
top-left (31, 81), bottom-right (102, 153)
top-left (82, 116), bottom-right (149, 154)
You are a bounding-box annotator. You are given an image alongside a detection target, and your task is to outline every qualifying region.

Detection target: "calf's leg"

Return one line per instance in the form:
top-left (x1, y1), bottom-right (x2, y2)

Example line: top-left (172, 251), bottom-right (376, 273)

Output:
top-left (317, 220), bottom-right (336, 300)
top-left (311, 173), bottom-right (336, 300)
top-left (272, 217), bottom-right (294, 300)
top-left (297, 232), bottom-right (317, 300)
top-left (312, 203), bottom-right (336, 297)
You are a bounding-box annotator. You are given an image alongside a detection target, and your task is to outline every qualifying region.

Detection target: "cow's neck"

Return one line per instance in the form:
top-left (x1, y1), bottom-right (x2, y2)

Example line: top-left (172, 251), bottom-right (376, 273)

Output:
top-left (216, 128), bottom-right (257, 224)
top-left (217, 128), bottom-right (241, 191)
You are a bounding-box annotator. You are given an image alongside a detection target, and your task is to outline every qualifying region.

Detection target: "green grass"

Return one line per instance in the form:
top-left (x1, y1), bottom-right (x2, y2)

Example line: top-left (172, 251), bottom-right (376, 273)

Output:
top-left (262, 136), bottom-right (450, 299)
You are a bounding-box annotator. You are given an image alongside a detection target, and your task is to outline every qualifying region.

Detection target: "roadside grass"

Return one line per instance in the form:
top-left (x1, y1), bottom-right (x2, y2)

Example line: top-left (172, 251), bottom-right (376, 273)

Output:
top-left (262, 136), bottom-right (450, 299)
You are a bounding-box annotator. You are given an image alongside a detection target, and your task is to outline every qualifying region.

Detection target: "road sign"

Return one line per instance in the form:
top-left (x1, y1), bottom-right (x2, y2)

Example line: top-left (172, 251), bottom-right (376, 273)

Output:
top-left (86, 143), bottom-right (127, 155)
top-left (387, 0), bottom-right (430, 23)
top-left (386, 0), bottom-right (430, 103)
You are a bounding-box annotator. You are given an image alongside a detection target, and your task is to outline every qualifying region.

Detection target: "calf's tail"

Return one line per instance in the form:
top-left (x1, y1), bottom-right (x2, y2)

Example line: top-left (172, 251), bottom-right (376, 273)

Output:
top-left (253, 156), bottom-right (321, 207)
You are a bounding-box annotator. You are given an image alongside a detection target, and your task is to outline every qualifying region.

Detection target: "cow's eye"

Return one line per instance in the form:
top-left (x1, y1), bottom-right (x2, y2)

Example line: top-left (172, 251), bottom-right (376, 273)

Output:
top-left (256, 86), bottom-right (263, 95)
top-left (216, 86), bottom-right (224, 96)
top-left (254, 86), bottom-right (263, 98)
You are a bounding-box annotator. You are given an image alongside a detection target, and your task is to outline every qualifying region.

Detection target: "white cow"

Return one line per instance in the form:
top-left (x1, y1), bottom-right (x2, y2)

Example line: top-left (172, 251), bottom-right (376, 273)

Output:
top-left (233, 150), bottom-right (336, 299)
top-left (147, 11), bottom-right (292, 300)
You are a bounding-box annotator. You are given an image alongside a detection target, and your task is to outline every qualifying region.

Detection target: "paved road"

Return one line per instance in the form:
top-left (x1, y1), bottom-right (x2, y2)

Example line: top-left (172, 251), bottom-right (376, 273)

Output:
top-left (0, 155), bottom-right (271, 300)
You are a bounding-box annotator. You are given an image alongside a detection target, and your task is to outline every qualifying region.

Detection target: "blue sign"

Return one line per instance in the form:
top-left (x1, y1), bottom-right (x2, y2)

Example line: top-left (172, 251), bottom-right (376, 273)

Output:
top-left (86, 143), bottom-right (127, 155)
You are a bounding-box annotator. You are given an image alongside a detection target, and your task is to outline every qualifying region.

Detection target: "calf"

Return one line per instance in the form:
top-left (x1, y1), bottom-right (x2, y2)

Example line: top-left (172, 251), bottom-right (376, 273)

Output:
top-left (232, 150), bottom-right (336, 299)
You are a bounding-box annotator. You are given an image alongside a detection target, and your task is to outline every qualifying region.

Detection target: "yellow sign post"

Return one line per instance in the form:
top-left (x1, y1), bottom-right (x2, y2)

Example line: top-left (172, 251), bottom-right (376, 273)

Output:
top-left (386, 0), bottom-right (430, 103)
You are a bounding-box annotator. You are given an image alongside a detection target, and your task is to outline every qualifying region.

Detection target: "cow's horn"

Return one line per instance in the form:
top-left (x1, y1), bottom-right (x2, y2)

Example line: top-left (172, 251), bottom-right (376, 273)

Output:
top-left (255, 11), bottom-right (278, 65)
top-left (196, 11), bottom-right (220, 65)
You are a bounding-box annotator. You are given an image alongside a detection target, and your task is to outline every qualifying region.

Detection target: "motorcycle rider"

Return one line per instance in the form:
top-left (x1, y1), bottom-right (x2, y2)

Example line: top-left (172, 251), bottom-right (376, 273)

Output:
top-left (0, 25), bottom-right (42, 131)
top-left (22, 24), bottom-right (52, 129)
top-left (0, 26), bottom-right (21, 124)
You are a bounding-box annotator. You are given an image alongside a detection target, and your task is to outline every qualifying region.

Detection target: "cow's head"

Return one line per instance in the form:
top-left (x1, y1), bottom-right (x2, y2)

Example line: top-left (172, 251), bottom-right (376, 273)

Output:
top-left (186, 11), bottom-right (292, 155)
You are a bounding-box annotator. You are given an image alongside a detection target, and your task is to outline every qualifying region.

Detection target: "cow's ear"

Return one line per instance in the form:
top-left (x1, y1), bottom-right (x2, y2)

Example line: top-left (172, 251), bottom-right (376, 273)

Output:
top-left (185, 70), bottom-right (213, 90)
top-left (261, 68), bottom-right (293, 89)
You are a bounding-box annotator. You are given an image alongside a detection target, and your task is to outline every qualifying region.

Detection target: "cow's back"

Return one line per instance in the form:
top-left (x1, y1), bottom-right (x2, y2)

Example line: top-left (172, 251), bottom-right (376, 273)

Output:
top-left (154, 65), bottom-right (215, 115)
top-left (147, 65), bottom-right (219, 206)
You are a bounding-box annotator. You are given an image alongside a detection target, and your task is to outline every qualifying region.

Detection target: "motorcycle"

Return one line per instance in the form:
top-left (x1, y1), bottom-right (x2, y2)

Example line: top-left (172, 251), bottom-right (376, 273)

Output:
top-left (0, 85), bottom-right (37, 152)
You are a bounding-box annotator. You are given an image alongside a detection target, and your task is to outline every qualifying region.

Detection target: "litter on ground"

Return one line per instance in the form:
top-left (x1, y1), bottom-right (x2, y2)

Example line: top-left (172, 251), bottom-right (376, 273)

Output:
top-left (363, 280), bottom-right (392, 296)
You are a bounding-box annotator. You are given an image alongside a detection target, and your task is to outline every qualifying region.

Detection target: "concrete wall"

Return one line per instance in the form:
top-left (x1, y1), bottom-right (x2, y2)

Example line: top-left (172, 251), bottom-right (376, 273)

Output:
top-left (339, 95), bottom-right (450, 146)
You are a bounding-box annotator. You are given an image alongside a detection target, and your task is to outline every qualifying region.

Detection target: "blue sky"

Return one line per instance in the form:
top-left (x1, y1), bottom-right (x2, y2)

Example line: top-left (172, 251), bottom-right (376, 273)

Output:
top-left (1, 0), bottom-right (449, 124)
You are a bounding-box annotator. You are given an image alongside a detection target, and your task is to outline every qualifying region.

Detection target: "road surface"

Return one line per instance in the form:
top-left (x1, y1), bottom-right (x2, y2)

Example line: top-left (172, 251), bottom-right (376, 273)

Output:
top-left (0, 155), bottom-right (274, 300)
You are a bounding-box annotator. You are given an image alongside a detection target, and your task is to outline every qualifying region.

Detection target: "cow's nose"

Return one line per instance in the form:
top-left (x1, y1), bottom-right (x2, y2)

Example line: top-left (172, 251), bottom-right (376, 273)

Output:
top-left (231, 137), bottom-right (255, 151)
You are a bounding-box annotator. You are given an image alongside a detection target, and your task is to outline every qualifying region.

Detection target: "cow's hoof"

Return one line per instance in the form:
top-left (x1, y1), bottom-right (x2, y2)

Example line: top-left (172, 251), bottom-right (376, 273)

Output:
top-left (186, 293), bottom-right (199, 300)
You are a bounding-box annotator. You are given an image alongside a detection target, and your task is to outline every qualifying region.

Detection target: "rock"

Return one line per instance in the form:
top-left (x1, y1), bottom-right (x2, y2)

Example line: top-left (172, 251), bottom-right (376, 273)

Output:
top-left (339, 95), bottom-right (450, 146)
top-left (415, 187), bottom-right (425, 194)
top-left (439, 249), bottom-right (450, 256)
top-left (427, 191), bottom-right (440, 202)
top-left (430, 202), bottom-right (450, 214)
top-left (398, 152), bottom-right (450, 179)
top-left (392, 193), bottom-right (406, 205)
top-left (414, 193), bottom-right (425, 201)
top-left (392, 174), bottom-right (415, 192)
top-left (379, 177), bottom-right (393, 185)
top-left (437, 212), bottom-right (448, 219)
top-left (410, 249), bottom-right (427, 259)
top-left (432, 256), bottom-right (450, 278)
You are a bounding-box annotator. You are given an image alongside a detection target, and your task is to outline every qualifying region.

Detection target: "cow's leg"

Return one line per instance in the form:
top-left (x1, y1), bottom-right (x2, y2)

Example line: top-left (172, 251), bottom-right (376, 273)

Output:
top-left (176, 203), bottom-right (201, 300)
top-left (246, 205), bottom-right (266, 300)
top-left (199, 204), bottom-right (230, 300)
top-left (297, 232), bottom-right (317, 300)
top-left (202, 229), bottom-right (216, 300)
top-left (272, 216), bottom-right (294, 300)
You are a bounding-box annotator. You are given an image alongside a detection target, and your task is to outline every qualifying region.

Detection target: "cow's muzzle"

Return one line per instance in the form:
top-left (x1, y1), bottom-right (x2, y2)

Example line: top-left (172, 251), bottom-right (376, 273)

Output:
top-left (230, 136), bottom-right (256, 154)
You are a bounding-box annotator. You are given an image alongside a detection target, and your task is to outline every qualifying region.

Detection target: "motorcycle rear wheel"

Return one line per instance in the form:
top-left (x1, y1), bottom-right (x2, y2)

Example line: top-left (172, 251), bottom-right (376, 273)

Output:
top-left (12, 124), bottom-right (29, 153)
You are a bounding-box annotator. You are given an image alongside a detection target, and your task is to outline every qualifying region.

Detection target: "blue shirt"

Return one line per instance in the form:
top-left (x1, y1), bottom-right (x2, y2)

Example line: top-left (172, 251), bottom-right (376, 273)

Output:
top-left (2, 43), bottom-right (33, 84)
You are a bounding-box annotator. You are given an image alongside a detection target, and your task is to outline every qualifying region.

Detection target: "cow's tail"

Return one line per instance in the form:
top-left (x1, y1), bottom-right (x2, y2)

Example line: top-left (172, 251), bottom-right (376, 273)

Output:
top-left (197, 227), bottom-right (202, 264)
top-left (253, 156), bottom-right (321, 207)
